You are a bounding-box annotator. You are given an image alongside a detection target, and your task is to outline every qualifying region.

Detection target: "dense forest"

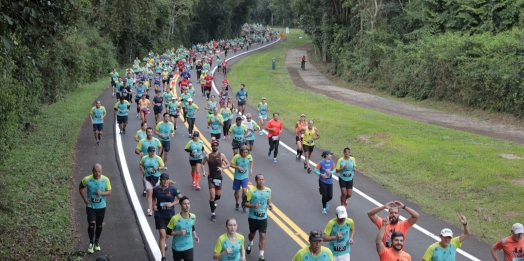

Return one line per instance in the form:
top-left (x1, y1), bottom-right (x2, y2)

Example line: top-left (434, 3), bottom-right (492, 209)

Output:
top-left (274, 0), bottom-right (524, 116)
top-left (0, 0), bottom-right (278, 157)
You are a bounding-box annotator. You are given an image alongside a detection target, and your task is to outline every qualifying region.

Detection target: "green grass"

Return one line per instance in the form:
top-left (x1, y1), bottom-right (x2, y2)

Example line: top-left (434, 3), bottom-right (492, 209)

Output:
top-left (227, 29), bottom-right (524, 244)
top-left (0, 77), bottom-right (110, 260)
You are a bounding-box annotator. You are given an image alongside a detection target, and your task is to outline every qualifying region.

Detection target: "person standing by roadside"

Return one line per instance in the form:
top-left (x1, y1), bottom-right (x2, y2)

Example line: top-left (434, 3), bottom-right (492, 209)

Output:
top-left (314, 151), bottom-right (336, 215)
top-left (491, 223), bottom-right (524, 261)
top-left (423, 214), bottom-right (471, 261)
top-left (79, 164), bottom-right (112, 254)
top-left (367, 201), bottom-right (419, 249)
top-left (90, 101), bottom-right (106, 145)
top-left (336, 148), bottom-right (355, 207)
top-left (202, 139), bottom-right (230, 221)
top-left (323, 206), bottom-right (354, 261)
top-left (265, 113), bottom-right (283, 163)
top-left (167, 196), bottom-right (200, 261)
top-left (152, 173), bottom-right (183, 261)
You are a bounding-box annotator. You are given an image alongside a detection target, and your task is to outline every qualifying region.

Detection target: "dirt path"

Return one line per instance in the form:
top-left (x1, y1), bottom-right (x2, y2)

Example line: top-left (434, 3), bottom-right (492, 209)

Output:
top-left (285, 48), bottom-right (524, 144)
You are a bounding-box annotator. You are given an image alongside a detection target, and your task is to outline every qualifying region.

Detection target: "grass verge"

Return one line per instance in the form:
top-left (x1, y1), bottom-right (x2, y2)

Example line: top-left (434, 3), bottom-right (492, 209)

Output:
top-left (0, 77), bottom-right (110, 260)
top-left (227, 29), bottom-right (524, 244)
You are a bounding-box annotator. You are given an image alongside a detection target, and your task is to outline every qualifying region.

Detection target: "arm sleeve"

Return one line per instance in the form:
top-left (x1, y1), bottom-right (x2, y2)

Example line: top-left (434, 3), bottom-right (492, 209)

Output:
top-left (139, 157), bottom-right (145, 165)
top-left (114, 102), bottom-right (118, 109)
top-left (422, 244), bottom-right (435, 261)
top-left (313, 163), bottom-right (321, 175)
top-left (323, 220), bottom-right (333, 235)
top-left (89, 107), bottom-right (94, 115)
top-left (494, 240), bottom-right (503, 250)
top-left (105, 177), bottom-right (112, 191)
top-left (213, 237), bottom-right (223, 254)
top-left (81, 176), bottom-right (88, 188)
top-left (231, 155), bottom-right (238, 165)
top-left (336, 158), bottom-right (342, 169)
top-left (246, 188), bottom-right (253, 201)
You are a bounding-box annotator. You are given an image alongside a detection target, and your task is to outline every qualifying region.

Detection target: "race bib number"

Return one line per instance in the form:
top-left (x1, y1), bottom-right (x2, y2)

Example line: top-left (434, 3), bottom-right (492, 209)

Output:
top-left (212, 179), bottom-right (222, 186)
top-left (95, 115), bottom-right (102, 118)
top-left (212, 125), bottom-right (219, 130)
top-left (187, 113), bottom-right (194, 117)
top-left (254, 211), bottom-right (265, 217)
top-left (343, 173), bottom-right (352, 177)
top-left (119, 109), bottom-right (126, 114)
top-left (333, 245), bottom-right (346, 252)
top-left (271, 136), bottom-right (279, 141)
top-left (160, 202), bottom-right (170, 210)
top-left (234, 135), bottom-right (242, 141)
top-left (239, 96), bottom-right (245, 100)
top-left (512, 258), bottom-right (524, 261)
top-left (91, 193), bottom-right (101, 203)
top-left (260, 111), bottom-right (266, 115)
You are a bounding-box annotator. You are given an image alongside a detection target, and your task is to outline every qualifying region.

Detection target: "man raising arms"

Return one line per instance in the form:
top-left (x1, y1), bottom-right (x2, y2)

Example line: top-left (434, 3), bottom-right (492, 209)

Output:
top-left (367, 201), bottom-right (419, 249)
top-left (423, 214), bottom-right (471, 261)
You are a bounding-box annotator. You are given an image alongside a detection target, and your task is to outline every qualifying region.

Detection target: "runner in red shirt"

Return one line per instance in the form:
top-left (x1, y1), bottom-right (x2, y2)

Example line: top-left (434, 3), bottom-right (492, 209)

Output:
top-left (204, 72), bottom-right (214, 100)
top-left (221, 77), bottom-right (229, 90)
top-left (177, 59), bottom-right (185, 73)
top-left (221, 60), bottom-right (228, 75)
top-left (264, 112), bottom-right (283, 163)
top-left (208, 56), bottom-right (213, 67)
top-left (179, 77), bottom-right (190, 93)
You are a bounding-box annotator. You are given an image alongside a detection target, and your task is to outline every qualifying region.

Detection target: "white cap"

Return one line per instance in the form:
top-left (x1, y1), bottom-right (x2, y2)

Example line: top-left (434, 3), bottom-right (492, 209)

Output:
top-left (440, 228), bottom-right (453, 237)
top-left (335, 206), bottom-right (347, 219)
top-left (512, 223), bottom-right (524, 234)
top-left (188, 98), bottom-right (193, 102)
top-left (188, 83), bottom-right (193, 86)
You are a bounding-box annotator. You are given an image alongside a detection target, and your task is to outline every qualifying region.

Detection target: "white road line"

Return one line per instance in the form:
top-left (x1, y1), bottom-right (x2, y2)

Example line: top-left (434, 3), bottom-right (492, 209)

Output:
top-left (210, 37), bottom-right (481, 261)
top-left (115, 122), bottom-right (162, 261)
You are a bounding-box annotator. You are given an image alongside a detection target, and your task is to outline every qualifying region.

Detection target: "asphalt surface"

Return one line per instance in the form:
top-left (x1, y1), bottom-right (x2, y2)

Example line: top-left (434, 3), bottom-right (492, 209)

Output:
top-left (77, 38), bottom-right (501, 261)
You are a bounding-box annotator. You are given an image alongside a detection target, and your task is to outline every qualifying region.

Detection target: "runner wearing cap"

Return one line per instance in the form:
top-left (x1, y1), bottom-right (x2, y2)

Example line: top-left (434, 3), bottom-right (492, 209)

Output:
top-left (314, 151), bottom-right (336, 215)
top-left (208, 108), bottom-right (225, 140)
top-left (140, 146), bottom-right (168, 216)
top-left (135, 127), bottom-right (161, 197)
top-left (114, 96), bottom-right (130, 134)
top-left (167, 196), bottom-right (200, 261)
top-left (155, 113), bottom-right (175, 165)
top-left (202, 139), bottom-right (230, 221)
top-left (230, 146), bottom-right (253, 212)
top-left (323, 206), bottom-right (355, 261)
top-left (257, 98), bottom-right (268, 136)
top-left (423, 214), bottom-right (470, 261)
top-left (236, 84), bottom-right (248, 116)
top-left (491, 223), bottom-right (524, 261)
top-left (229, 117), bottom-right (248, 155)
top-left (152, 173), bottom-right (182, 261)
top-left (242, 113), bottom-right (260, 151)
top-left (179, 75), bottom-right (190, 94)
top-left (300, 120), bottom-right (320, 172)
top-left (367, 201), bottom-right (419, 249)
top-left (336, 148), bottom-right (356, 206)
top-left (213, 218), bottom-right (246, 261)
top-left (295, 114), bottom-right (307, 161)
top-left (184, 131), bottom-right (204, 190)
top-left (376, 216), bottom-right (411, 261)
top-left (244, 174), bottom-right (272, 261)
top-left (187, 83), bottom-right (196, 98)
top-left (292, 230), bottom-right (333, 261)
top-left (185, 98), bottom-right (199, 137)
top-left (265, 113), bottom-right (283, 163)
top-left (167, 96), bottom-right (181, 129)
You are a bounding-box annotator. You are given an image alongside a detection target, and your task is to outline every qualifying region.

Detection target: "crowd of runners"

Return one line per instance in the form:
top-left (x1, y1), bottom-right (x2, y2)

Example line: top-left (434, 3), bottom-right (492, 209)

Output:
top-left (82, 24), bottom-right (524, 261)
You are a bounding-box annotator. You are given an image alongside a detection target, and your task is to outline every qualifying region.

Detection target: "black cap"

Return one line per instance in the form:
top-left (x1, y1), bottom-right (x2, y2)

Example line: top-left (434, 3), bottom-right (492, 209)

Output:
top-left (309, 230), bottom-right (323, 241)
top-left (119, 96), bottom-right (125, 100)
top-left (160, 173), bottom-right (169, 180)
top-left (192, 131), bottom-right (200, 137)
top-left (147, 146), bottom-right (155, 152)
top-left (95, 256), bottom-right (110, 261)
top-left (236, 116), bottom-right (243, 121)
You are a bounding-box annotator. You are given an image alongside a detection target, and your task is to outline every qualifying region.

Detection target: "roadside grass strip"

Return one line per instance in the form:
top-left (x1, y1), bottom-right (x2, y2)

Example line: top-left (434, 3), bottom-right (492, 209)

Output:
top-left (0, 77), bottom-right (111, 260)
top-left (226, 29), bottom-right (524, 244)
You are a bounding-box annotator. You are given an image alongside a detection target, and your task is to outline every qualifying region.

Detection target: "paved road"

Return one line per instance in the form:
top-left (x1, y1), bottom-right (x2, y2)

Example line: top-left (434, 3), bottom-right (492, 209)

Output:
top-left (108, 38), bottom-right (499, 261)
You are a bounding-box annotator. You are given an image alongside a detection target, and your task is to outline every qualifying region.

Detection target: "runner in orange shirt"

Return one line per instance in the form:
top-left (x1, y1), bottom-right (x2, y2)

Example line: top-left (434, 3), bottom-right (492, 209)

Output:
top-left (367, 201), bottom-right (419, 249)
top-left (491, 223), bottom-right (524, 261)
top-left (376, 216), bottom-right (411, 261)
top-left (264, 112), bottom-right (283, 163)
top-left (294, 114), bottom-right (307, 162)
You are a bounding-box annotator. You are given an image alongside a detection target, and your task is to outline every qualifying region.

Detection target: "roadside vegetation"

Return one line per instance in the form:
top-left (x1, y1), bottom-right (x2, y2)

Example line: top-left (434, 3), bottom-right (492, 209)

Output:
top-left (227, 29), bottom-right (524, 244)
top-left (0, 78), bottom-right (109, 260)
